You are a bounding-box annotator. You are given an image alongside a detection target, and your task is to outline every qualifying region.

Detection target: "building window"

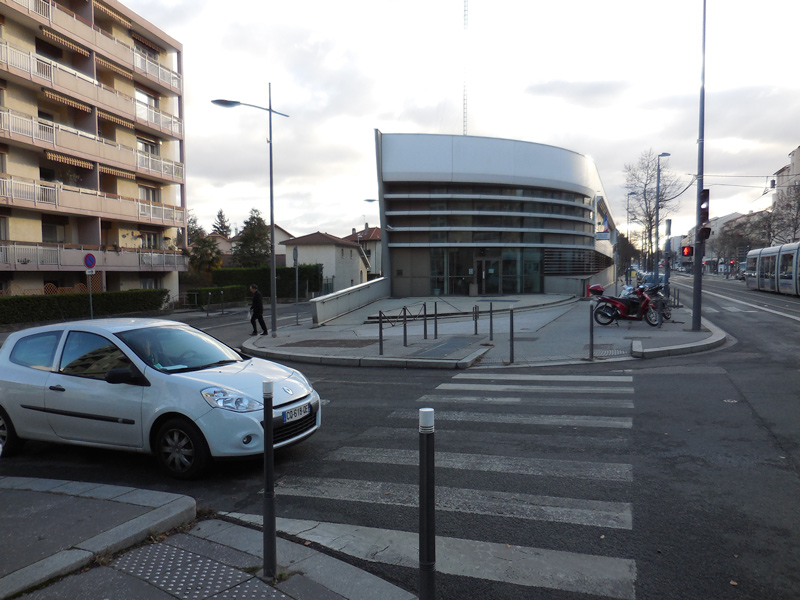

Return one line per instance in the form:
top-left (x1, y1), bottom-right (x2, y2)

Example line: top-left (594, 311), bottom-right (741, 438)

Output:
top-left (137, 136), bottom-right (159, 156)
top-left (138, 184), bottom-right (160, 204)
top-left (42, 222), bottom-right (65, 243)
top-left (141, 232), bottom-right (159, 249)
top-left (0, 216), bottom-right (7, 240)
top-left (135, 42), bottom-right (159, 63)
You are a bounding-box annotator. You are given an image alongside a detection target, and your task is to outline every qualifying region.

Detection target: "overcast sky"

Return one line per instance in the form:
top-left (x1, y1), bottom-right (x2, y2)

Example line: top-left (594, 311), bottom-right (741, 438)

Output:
top-left (126, 0), bottom-right (800, 241)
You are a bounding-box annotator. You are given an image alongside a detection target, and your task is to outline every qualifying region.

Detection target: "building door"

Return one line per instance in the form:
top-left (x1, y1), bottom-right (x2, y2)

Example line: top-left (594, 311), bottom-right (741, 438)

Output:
top-left (476, 259), bottom-right (500, 295)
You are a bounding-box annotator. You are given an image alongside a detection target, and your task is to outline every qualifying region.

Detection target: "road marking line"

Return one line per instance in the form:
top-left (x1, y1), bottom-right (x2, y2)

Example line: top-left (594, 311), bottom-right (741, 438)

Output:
top-left (219, 515), bottom-right (636, 599)
top-left (327, 446), bottom-right (633, 481)
top-left (438, 383), bottom-right (634, 394)
top-left (275, 476), bottom-right (632, 529)
top-left (416, 394), bottom-right (635, 408)
top-left (454, 373), bottom-right (633, 382)
top-left (390, 409), bottom-right (633, 429)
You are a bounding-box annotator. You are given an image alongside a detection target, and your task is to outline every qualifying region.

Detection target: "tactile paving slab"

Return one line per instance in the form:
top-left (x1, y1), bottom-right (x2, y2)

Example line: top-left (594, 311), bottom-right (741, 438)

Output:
top-left (113, 543), bottom-right (255, 600)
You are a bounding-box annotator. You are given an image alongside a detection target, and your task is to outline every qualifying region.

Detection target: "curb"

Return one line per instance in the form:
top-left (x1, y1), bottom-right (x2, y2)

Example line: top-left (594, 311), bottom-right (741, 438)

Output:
top-left (0, 477), bottom-right (196, 600)
top-left (631, 317), bottom-right (728, 358)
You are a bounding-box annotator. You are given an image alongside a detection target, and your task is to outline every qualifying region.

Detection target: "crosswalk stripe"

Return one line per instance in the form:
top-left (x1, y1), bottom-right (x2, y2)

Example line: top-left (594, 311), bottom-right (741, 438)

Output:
top-left (327, 446), bottom-right (633, 481)
top-left (356, 426), bottom-right (631, 450)
top-left (438, 382), bottom-right (634, 394)
top-left (219, 516), bottom-right (636, 600)
top-left (276, 476), bottom-right (632, 529)
top-left (454, 373), bottom-right (634, 382)
top-left (391, 409), bottom-right (633, 429)
top-left (417, 394), bottom-right (635, 409)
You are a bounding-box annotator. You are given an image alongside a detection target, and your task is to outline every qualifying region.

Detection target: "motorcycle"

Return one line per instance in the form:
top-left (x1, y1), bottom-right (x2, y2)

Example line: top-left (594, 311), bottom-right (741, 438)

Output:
top-left (621, 283), bottom-right (671, 321)
top-left (589, 284), bottom-right (660, 326)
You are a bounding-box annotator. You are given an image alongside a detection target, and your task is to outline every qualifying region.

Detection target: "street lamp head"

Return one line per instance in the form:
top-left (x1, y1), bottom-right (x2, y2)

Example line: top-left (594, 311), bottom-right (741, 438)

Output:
top-left (211, 99), bottom-right (241, 108)
top-left (659, 152), bottom-right (671, 158)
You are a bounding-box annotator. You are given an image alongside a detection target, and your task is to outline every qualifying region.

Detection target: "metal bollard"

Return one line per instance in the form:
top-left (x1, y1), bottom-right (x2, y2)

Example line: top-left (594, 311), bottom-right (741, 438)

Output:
top-left (379, 311), bottom-right (384, 356)
top-left (509, 308), bottom-right (515, 364)
top-left (434, 302), bottom-right (438, 339)
top-left (262, 381), bottom-right (276, 579)
top-left (419, 408), bottom-right (436, 600)
top-left (489, 302), bottom-right (494, 341)
top-left (207, 292), bottom-right (211, 317)
top-left (403, 307), bottom-right (408, 347)
top-left (473, 305), bottom-right (479, 335)
top-left (220, 289), bottom-right (224, 315)
top-left (589, 299), bottom-right (594, 361)
top-left (423, 302), bottom-right (428, 340)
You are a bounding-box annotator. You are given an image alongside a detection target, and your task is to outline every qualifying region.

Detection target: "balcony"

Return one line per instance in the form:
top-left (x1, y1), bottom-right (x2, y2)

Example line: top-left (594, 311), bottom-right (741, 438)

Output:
top-left (0, 41), bottom-right (183, 138)
top-left (0, 241), bottom-right (188, 271)
top-left (6, 0), bottom-right (182, 92)
top-left (0, 176), bottom-right (185, 226)
top-left (0, 107), bottom-right (185, 181)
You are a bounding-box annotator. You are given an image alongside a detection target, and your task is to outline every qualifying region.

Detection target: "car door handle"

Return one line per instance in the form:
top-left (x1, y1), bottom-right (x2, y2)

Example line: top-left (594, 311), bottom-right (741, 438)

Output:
top-left (49, 385), bottom-right (66, 392)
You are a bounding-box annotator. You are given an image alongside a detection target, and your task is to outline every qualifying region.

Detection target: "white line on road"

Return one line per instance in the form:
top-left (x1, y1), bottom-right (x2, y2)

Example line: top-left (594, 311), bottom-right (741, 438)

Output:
top-left (275, 476), bottom-right (632, 529)
top-left (438, 383), bottom-right (634, 394)
top-left (327, 446), bottom-right (633, 481)
top-left (221, 515), bottom-right (637, 599)
top-left (454, 373), bottom-right (634, 382)
top-left (417, 394), bottom-right (635, 409)
top-left (390, 409), bottom-right (633, 429)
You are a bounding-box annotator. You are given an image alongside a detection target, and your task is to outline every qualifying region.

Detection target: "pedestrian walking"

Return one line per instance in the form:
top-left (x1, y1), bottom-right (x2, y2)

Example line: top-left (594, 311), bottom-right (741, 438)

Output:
top-left (249, 284), bottom-right (268, 336)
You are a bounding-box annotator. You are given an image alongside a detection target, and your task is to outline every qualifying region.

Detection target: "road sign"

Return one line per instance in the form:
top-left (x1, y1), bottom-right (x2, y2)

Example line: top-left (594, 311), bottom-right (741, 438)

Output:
top-left (84, 253), bottom-right (96, 269)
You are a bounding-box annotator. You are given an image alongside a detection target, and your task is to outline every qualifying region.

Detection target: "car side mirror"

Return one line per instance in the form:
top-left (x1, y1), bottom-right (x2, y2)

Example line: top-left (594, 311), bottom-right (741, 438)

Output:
top-left (105, 366), bottom-right (148, 386)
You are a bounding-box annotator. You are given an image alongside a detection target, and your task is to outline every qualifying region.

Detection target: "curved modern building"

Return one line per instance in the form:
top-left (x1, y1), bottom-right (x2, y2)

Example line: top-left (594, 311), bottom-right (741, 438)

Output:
top-left (374, 132), bottom-right (616, 297)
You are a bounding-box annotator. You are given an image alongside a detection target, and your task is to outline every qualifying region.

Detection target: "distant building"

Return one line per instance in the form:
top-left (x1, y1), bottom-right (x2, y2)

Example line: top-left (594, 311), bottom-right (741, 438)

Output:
top-left (0, 0), bottom-right (186, 298)
top-left (343, 223), bottom-right (382, 279)
top-left (282, 231), bottom-right (368, 293)
top-left (374, 132), bottom-right (615, 296)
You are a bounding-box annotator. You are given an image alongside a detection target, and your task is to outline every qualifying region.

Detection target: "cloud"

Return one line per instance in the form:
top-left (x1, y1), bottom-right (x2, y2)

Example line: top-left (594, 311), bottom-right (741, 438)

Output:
top-left (525, 80), bottom-right (630, 107)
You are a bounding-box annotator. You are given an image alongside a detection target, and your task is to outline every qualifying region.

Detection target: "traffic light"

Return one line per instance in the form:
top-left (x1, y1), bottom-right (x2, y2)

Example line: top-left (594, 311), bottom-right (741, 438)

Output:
top-left (681, 246), bottom-right (694, 257)
top-left (698, 189), bottom-right (711, 241)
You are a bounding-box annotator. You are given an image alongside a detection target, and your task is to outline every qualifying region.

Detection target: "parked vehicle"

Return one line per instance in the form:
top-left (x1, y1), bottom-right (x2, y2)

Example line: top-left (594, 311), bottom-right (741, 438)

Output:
top-left (0, 318), bottom-right (322, 479)
top-left (590, 284), bottom-right (659, 326)
top-left (633, 283), bottom-right (671, 321)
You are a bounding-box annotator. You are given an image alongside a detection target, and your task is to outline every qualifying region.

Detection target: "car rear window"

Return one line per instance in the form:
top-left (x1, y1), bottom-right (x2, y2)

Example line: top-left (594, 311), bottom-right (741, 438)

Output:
top-left (9, 331), bottom-right (63, 370)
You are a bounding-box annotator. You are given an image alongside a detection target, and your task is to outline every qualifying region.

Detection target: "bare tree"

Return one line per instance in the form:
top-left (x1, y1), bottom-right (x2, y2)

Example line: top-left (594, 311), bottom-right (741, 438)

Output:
top-left (773, 184), bottom-right (800, 244)
top-left (624, 149), bottom-right (683, 270)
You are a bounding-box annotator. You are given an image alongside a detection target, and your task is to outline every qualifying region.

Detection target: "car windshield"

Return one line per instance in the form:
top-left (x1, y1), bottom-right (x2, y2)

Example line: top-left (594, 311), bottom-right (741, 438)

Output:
top-left (117, 325), bottom-right (242, 373)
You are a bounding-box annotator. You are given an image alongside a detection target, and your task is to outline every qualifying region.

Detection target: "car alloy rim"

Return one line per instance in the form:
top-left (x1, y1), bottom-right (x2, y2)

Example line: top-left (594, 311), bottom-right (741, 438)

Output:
top-left (160, 428), bottom-right (195, 473)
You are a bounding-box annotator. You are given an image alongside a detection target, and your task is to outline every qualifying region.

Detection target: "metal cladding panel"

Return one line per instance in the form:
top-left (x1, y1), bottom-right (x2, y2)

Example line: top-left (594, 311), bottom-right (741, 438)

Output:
top-left (379, 133), bottom-right (603, 199)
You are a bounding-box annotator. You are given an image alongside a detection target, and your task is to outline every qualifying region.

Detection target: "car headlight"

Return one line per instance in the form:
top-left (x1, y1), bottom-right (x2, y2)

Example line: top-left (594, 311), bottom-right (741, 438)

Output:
top-left (201, 387), bottom-right (263, 412)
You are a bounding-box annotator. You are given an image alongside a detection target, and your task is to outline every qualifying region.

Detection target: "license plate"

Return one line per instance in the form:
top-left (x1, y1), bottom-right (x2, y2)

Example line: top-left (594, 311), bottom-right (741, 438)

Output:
top-left (282, 403), bottom-right (310, 423)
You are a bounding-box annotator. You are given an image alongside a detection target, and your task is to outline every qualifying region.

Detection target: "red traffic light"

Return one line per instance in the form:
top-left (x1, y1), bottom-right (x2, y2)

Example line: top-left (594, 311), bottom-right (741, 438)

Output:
top-left (681, 246), bottom-right (694, 257)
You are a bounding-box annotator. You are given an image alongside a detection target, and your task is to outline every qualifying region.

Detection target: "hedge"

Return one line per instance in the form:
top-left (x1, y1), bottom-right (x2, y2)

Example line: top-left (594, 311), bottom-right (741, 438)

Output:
top-left (0, 289), bottom-right (169, 325)
top-left (209, 265), bottom-right (322, 298)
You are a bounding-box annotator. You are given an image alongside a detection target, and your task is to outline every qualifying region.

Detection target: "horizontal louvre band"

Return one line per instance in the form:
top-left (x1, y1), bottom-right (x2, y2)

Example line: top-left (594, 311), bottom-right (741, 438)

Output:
top-left (97, 109), bottom-right (134, 129)
top-left (93, 0), bottom-right (131, 28)
top-left (130, 31), bottom-right (163, 54)
top-left (43, 89), bottom-right (91, 113)
top-left (98, 164), bottom-right (136, 180)
top-left (96, 56), bottom-right (134, 80)
top-left (45, 151), bottom-right (94, 170)
top-left (40, 28), bottom-right (90, 57)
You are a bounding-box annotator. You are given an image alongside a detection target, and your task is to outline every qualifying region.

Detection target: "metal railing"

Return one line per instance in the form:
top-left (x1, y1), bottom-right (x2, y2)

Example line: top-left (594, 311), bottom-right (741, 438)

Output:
top-left (0, 242), bottom-right (188, 269)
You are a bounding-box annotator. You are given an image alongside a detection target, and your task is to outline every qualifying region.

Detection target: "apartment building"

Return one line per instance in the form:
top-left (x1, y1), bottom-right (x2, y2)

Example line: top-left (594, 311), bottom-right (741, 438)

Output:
top-left (0, 0), bottom-right (186, 299)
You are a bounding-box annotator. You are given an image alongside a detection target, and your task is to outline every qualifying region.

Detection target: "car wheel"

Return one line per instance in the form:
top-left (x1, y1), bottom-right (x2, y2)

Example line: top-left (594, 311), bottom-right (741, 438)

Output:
top-left (154, 418), bottom-right (211, 479)
top-left (0, 406), bottom-right (24, 456)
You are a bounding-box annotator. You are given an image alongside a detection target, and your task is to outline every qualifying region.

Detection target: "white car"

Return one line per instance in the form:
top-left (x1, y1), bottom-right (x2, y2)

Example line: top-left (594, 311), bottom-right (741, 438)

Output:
top-left (0, 318), bottom-right (321, 478)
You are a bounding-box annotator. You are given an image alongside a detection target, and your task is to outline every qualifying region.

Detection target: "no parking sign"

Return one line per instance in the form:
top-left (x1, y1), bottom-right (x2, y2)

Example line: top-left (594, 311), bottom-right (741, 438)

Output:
top-left (84, 253), bottom-right (96, 269)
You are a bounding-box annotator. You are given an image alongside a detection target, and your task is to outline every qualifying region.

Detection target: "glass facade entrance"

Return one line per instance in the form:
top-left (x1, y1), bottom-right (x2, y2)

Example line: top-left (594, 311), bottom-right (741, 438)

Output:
top-left (429, 248), bottom-right (543, 295)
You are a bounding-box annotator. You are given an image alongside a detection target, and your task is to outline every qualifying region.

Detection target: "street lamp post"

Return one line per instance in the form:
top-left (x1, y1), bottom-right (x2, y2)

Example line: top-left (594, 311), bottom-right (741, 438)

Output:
top-left (213, 84), bottom-right (289, 337)
top-left (654, 152), bottom-right (670, 281)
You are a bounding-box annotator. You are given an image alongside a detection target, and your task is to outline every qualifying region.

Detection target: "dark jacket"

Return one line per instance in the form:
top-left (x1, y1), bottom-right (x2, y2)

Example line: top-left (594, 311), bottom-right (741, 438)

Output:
top-left (251, 290), bottom-right (264, 315)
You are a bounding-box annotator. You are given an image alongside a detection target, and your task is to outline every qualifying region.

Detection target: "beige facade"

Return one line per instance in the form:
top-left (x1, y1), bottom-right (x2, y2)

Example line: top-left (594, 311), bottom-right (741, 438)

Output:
top-left (0, 0), bottom-right (186, 300)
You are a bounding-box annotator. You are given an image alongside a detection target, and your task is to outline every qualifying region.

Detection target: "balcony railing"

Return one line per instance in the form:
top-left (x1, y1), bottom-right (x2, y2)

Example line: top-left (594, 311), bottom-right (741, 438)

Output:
top-left (0, 175), bottom-right (185, 224)
top-left (0, 242), bottom-right (188, 271)
top-left (0, 107), bottom-right (185, 181)
top-left (0, 41), bottom-right (183, 137)
top-left (8, 0), bottom-right (182, 92)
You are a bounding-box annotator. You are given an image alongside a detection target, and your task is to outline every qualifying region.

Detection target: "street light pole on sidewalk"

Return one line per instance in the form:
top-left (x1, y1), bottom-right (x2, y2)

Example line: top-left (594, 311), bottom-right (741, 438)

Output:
top-left (212, 85), bottom-right (289, 337)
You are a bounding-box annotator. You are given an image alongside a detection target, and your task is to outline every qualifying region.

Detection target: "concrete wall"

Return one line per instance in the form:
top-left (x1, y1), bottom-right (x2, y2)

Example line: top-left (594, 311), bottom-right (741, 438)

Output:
top-left (311, 277), bottom-right (390, 325)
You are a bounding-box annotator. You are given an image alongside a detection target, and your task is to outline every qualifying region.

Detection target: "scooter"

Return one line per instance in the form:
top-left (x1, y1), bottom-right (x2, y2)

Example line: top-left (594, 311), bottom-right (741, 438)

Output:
top-left (589, 284), bottom-right (659, 326)
top-left (621, 283), bottom-right (671, 321)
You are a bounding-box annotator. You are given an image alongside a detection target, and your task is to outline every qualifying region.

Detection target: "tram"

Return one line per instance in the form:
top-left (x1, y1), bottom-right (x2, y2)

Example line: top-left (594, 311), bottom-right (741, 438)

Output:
top-left (745, 243), bottom-right (800, 295)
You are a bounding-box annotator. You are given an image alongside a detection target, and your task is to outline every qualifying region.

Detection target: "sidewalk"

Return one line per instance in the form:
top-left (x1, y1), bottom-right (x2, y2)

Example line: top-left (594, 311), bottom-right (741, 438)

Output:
top-left (0, 477), bottom-right (414, 600)
top-left (240, 289), bottom-right (728, 369)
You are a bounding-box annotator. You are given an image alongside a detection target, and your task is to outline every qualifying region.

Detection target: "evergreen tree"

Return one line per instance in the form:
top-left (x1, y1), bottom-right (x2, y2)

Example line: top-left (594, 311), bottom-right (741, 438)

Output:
top-left (186, 210), bottom-right (206, 245)
top-left (211, 209), bottom-right (232, 238)
top-left (232, 209), bottom-right (270, 267)
top-left (189, 235), bottom-right (223, 272)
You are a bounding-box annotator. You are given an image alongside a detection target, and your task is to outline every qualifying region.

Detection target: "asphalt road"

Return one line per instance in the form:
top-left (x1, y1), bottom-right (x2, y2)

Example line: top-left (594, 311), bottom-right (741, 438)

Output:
top-left (2, 280), bottom-right (799, 599)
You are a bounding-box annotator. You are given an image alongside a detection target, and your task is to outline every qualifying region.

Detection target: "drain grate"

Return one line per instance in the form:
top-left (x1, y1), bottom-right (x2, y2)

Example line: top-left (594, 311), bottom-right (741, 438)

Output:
top-left (113, 543), bottom-right (258, 600)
